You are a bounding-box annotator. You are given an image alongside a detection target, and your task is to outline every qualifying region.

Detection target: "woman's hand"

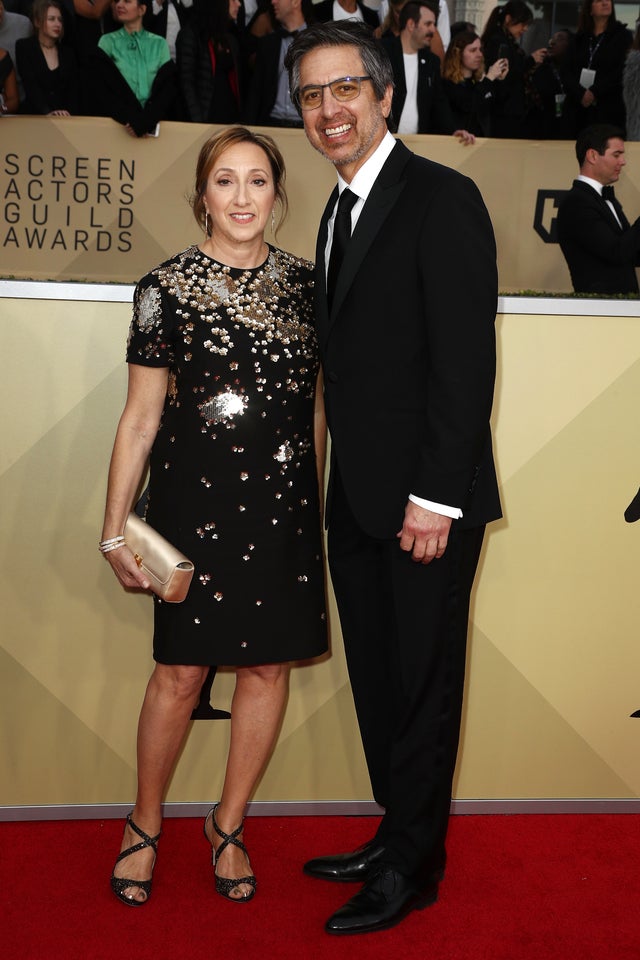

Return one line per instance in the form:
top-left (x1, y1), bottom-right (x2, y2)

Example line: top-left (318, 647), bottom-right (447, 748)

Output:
top-left (103, 543), bottom-right (152, 592)
top-left (486, 58), bottom-right (509, 81)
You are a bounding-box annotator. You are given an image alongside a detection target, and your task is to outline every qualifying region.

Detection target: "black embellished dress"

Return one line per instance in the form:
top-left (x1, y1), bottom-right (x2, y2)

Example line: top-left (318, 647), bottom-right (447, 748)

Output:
top-left (126, 245), bottom-right (327, 666)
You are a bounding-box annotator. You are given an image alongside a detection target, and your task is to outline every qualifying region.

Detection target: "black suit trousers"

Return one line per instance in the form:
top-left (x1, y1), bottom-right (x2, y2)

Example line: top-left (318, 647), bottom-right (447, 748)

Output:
top-left (328, 472), bottom-right (485, 882)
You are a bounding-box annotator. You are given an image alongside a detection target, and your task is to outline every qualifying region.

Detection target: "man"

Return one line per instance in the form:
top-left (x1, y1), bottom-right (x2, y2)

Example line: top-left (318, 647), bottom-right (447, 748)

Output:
top-left (313, 0), bottom-right (379, 29)
top-left (382, 0), bottom-right (474, 143)
top-left (286, 20), bottom-right (501, 936)
top-left (145, 0), bottom-right (193, 61)
top-left (244, 0), bottom-right (308, 127)
top-left (557, 124), bottom-right (640, 295)
top-left (526, 29), bottom-right (577, 140)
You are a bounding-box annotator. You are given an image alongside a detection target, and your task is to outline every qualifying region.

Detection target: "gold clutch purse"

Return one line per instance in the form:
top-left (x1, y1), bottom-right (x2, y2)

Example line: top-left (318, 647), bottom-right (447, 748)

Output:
top-left (124, 513), bottom-right (194, 603)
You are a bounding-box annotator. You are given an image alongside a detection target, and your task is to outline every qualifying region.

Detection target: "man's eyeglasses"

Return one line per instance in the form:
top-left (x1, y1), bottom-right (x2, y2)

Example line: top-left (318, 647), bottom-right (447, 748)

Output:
top-left (295, 76), bottom-right (372, 111)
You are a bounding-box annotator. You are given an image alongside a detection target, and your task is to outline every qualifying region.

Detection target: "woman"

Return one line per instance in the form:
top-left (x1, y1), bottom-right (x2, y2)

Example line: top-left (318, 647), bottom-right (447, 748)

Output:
top-left (527, 29), bottom-right (578, 139)
top-left (481, 0), bottom-right (547, 138)
top-left (177, 0), bottom-right (242, 123)
top-left (442, 30), bottom-right (509, 137)
top-left (568, 0), bottom-right (632, 132)
top-left (15, 0), bottom-right (79, 115)
top-left (101, 125), bottom-right (327, 906)
top-left (376, 0), bottom-right (405, 37)
top-left (623, 18), bottom-right (640, 140)
top-left (0, 48), bottom-right (18, 113)
top-left (93, 0), bottom-right (176, 136)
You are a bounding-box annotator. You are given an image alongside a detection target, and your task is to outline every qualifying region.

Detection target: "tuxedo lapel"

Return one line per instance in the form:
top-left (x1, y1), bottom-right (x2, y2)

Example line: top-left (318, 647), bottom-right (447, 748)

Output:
top-left (328, 141), bottom-right (411, 324)
top-left (601, 193), bottom-right (626, 232)
top-left (574, 179), bottom-right (626, 233)
top-left (610, 197), bottom-right (630, 230)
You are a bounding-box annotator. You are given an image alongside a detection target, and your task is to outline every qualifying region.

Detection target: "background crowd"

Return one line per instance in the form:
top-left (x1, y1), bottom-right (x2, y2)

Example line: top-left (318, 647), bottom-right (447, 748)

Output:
top-left (0, 0), bottom-right (639, 139)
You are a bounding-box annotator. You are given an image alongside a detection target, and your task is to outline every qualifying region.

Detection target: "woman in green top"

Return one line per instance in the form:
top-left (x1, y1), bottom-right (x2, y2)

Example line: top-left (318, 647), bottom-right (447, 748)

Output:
top-left (94, 0), bottom-right (177, 136)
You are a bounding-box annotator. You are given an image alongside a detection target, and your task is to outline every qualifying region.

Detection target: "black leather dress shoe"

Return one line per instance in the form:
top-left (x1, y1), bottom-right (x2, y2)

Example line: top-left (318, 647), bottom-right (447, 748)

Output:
top-left (325, 866), bottom-right (438, 935)
top-left (303, 839), bottom-right (385, 882)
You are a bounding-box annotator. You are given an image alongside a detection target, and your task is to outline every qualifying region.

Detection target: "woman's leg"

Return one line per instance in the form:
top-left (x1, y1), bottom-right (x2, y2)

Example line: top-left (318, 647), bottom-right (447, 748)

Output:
top-left (113, 662), bottom-right (208, 902)
top-left (205, 662), bottom-right (290, 899)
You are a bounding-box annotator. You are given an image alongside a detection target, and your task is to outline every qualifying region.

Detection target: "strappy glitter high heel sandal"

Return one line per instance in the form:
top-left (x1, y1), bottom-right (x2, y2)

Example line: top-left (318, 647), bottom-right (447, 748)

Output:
top-left (203, 803), bottom-right (256, 902)
top-left (110, 814), bottom-right (161, 906)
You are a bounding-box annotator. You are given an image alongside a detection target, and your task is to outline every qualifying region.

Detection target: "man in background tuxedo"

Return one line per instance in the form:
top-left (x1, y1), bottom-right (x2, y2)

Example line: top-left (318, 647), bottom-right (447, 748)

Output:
top-left (557, 124), bottom-right (640, 295)
top-left (382, 0), bottom-right (473, 142)
top-left (145, 0), bottom-right (193, 61)
top-left (313, 0), bottom-right (378, 29)
top-left (286, 20), bottom-right (501, 936)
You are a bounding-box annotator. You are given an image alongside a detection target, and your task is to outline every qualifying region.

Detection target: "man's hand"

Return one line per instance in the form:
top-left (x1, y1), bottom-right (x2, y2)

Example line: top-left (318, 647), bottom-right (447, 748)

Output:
top-left (397, 502), bottom-right (452, 564)
top-left (530, 47), bottom-right (548, 64)
top-left (453, 129), bottom-right (476, 146)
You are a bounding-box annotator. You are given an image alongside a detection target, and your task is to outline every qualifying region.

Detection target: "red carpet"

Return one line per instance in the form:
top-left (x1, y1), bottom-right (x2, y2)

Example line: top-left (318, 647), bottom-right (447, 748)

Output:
top-left (2, 814), bottom-right (638, 960)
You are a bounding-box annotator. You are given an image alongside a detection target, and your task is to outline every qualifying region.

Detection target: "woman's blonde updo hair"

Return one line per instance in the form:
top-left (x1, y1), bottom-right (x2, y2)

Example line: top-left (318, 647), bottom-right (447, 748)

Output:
top-left (192, 126), bottom-right (288, 238)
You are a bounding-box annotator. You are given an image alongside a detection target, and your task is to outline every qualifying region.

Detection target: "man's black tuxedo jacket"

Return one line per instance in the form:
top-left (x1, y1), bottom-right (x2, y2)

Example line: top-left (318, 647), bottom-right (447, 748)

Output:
top-left (315, 140), bottom-right (501, 540)
top-left (313, 0), bottom-right (379, 29)
top-left (381, 36), bottom-right (455, 135)
top-left (557, 179), bottom-right (640, 295)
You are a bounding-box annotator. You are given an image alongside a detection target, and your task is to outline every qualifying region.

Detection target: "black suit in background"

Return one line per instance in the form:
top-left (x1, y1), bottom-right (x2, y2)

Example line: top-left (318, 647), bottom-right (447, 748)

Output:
top-left (312, 0), bottom-right (379, 29)
top-left (381, 35), bottom-right (456, 134)
top-left (316, 138), bottom-right (501, 882)
top-left (144, 0), bottom-right (193, 39)
top-left (556, 179), bottom-right (640, 294)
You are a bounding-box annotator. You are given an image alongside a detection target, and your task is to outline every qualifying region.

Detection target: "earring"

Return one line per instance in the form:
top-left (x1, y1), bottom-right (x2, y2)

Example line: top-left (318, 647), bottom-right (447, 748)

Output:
top-left (271, 209), bottom-right (275, 233)
top-left (204, 211), bottom-right (209, 238)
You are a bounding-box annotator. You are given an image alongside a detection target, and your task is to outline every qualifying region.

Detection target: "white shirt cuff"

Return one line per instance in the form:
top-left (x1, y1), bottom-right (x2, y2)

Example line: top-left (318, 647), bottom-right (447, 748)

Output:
top-left (408, 494), bottom-right (463, 519)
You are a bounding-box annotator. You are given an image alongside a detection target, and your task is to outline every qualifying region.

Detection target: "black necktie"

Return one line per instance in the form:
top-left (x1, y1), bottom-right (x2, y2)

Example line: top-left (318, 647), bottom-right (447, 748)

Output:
top-left (327, 189), bottom-right (357, 308)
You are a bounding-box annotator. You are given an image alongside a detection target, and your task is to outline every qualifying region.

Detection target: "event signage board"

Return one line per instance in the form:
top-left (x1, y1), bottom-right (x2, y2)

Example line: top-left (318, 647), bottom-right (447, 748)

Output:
top-left (2, 117), bottom-right (640, 292)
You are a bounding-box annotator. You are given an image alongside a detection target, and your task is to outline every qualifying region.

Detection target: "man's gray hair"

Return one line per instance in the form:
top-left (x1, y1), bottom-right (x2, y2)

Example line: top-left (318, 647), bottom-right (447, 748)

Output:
top-left (285, 21), bottom-right (394, 112)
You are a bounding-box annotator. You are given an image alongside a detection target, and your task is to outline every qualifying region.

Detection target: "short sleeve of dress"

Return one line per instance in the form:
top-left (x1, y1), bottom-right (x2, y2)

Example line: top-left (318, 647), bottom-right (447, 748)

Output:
top-left (126, 275), bottom-right (175, 367)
